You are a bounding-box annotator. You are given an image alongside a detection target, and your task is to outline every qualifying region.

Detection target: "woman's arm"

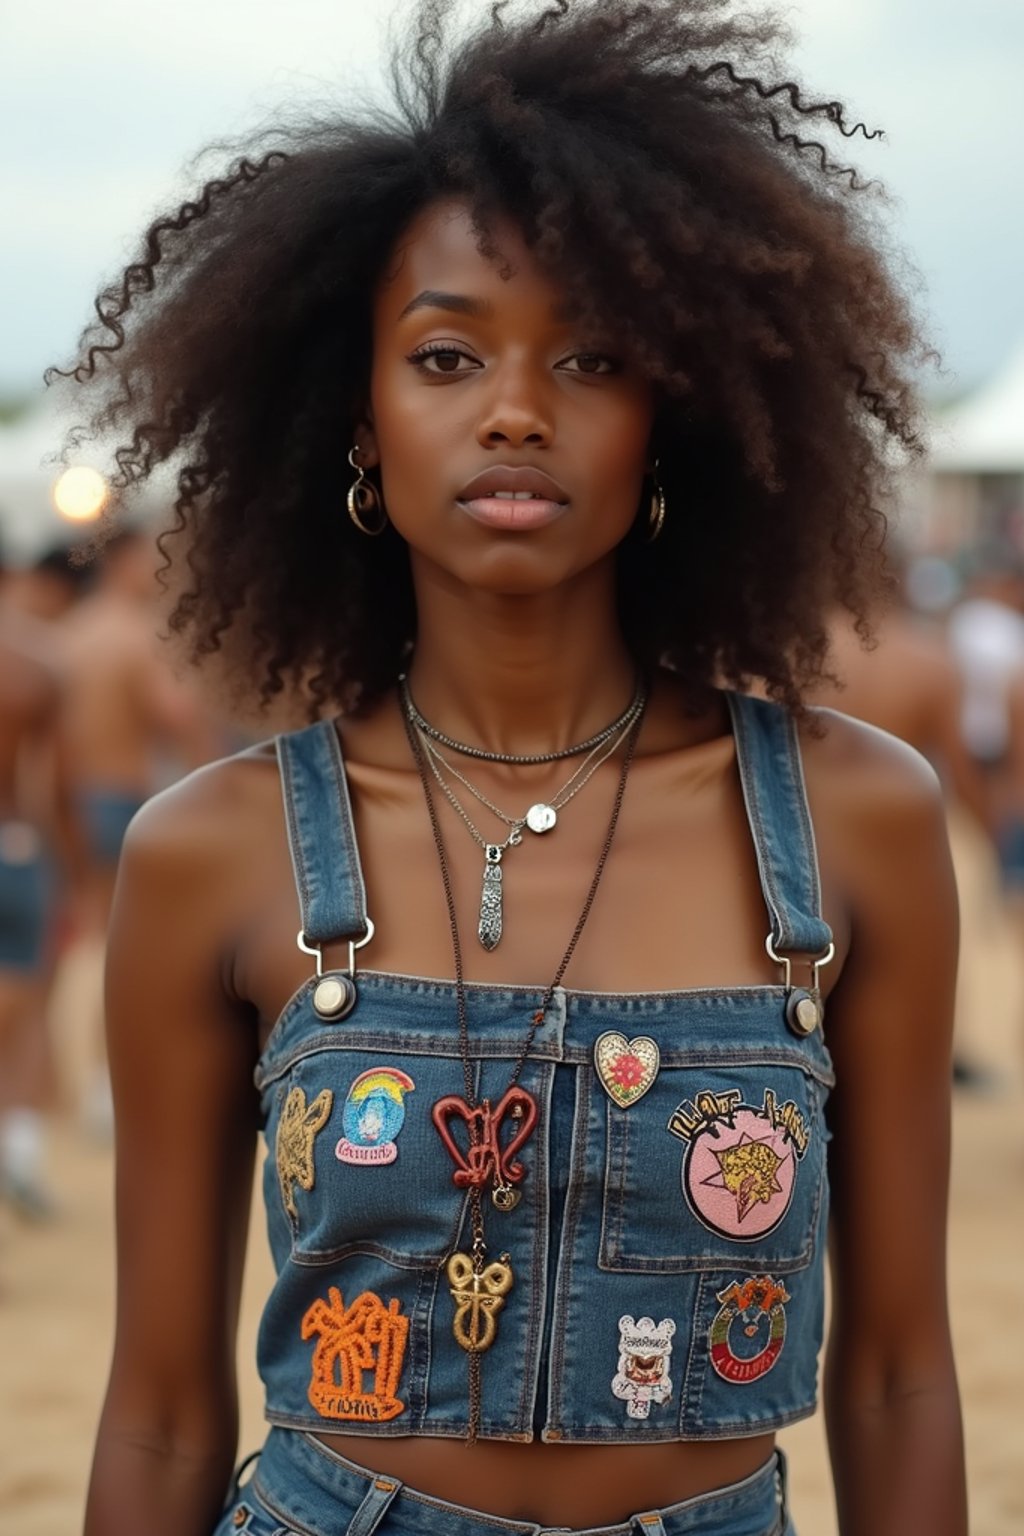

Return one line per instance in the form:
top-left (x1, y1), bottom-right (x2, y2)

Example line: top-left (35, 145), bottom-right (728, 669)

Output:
top-left (808, 714), bottom-right (966, 1536)
top-left (84, 763), bottom-right (261, 1536)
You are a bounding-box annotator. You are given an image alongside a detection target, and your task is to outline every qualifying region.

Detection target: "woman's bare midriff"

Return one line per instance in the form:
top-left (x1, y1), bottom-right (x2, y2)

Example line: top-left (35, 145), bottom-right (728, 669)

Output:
top-left (312, 1432), bottom-right (777, 1526)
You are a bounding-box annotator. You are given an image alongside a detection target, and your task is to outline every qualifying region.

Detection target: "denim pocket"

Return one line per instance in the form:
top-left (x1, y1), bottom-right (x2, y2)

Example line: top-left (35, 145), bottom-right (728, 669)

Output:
top-left (264, 1044), bottom-right (467, 1269)
top-left (598, 1060), bottom-right (827, 1274)
top-left (213, 1492), bottom-right (295, 1536)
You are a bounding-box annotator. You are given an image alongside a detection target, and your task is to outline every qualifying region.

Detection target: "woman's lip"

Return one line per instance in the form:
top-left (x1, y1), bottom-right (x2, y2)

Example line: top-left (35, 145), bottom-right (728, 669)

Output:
top-left (457, 496), bottom-right (568, 531)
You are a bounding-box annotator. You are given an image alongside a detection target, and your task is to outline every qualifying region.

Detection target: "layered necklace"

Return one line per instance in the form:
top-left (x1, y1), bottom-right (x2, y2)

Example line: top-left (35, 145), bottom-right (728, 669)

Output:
top-left (400, 675), bottom-right (645, 949)
top-left (401, 684), bottom-right (645, 1440)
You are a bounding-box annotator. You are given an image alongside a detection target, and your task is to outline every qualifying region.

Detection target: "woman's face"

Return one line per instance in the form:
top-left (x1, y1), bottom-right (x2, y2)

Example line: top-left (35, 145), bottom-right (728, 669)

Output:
top-left (358, 198), bottom-right (654, 598)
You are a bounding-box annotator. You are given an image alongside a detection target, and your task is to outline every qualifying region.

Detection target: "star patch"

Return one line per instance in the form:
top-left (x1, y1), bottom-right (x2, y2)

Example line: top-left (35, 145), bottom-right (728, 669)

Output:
top-left (667, 1087), bottom-right (810, 1241)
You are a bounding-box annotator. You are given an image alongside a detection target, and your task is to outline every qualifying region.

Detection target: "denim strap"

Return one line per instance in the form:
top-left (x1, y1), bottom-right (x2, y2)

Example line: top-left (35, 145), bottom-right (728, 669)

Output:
top-left (276, 720), bottom-right (369, 945)
top-left (727, 692), bottom-right (832, 956)
top-left (631, 1516), bottom-right (668, 1535)
top-left (343, 1473), bottom-right (403, 1536)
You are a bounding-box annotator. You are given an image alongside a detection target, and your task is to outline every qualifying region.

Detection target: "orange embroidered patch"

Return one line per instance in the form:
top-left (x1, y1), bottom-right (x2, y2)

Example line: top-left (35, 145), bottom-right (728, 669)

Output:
top-left (301, 1287), bottom-right (410, 1422)
top-left (276, 1085), bottom-right (333, 1220)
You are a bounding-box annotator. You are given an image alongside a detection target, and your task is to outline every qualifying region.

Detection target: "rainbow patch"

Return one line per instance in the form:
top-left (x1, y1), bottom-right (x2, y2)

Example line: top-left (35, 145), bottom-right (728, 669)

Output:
top-left (336, 1068), bottom-right (415, 1166)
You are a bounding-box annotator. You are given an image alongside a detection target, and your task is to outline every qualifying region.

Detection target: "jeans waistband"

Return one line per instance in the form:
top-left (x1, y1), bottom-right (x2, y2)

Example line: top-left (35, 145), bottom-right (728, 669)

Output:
top-left (247, 1428), bottom-right (789, 1536)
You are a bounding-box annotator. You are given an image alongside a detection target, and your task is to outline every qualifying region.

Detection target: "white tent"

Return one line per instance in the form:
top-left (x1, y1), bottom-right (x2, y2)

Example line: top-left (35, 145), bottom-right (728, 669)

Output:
top-left (929, 343), bottom-right (1024, 475)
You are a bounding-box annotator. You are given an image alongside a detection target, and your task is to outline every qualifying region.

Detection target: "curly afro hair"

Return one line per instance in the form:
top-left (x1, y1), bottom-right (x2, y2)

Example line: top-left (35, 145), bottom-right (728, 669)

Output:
top-left (48, 0), bottom-right (932, 716)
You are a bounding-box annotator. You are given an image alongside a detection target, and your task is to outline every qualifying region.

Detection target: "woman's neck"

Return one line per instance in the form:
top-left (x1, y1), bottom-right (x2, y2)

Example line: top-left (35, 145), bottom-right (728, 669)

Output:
top-left (406, 563), bottom-right (636, 758)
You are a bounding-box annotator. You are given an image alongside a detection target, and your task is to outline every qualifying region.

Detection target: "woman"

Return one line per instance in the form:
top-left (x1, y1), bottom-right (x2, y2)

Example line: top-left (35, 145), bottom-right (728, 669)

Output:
top-left (60, 3), bottom-right (965, 1533)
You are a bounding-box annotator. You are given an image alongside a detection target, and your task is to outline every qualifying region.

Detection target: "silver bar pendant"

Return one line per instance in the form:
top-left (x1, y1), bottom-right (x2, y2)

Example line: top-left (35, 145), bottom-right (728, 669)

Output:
top-left (478, 845), bottom-right (504, 950)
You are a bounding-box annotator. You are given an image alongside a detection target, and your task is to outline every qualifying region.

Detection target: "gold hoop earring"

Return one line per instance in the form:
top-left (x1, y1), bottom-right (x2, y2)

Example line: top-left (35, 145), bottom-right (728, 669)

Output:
top-left (647, 462), bottom-right (666, 543)
top-left (347, 446), bottom-right (388, 536)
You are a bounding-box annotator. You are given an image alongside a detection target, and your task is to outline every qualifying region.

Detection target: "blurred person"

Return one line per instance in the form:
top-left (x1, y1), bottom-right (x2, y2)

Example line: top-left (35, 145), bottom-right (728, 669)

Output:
top-left (816, 596), bottom-right (991, 831)
top-left (1, 540), bottom-right (92, 623)
top-left (0, 555), bottom-right (83, 1218)
top-left (56, 526), bottom-right (223, 1132)
top-left (814, 589), bottom-right (998, 1087)
top-left (947, 542), bottom-right (1024, 778)
top-left (57, 6), bottom-right (965, 1536)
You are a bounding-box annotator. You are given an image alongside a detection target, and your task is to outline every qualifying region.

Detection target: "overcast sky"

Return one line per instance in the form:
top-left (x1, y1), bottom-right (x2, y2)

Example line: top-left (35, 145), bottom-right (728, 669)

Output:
top-left (4, 0), bottom-right (1023, 399)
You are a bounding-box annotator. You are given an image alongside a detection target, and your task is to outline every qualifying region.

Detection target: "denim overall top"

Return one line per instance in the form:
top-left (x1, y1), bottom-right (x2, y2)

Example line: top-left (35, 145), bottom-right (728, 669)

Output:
top-left (255, 692), bottom-right (834, 1444)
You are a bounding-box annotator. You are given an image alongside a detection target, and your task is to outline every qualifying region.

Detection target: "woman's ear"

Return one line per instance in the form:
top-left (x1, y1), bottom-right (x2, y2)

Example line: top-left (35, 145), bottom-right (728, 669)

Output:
top-left (352, 416), bottom-right (380, 470)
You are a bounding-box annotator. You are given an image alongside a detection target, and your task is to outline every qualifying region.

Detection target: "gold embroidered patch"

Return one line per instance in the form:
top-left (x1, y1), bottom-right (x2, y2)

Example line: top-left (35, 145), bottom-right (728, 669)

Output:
top-left (301, 1287), bottom-right (409, 1421)
top-left (276, 1085), bottom-right (333, 1220)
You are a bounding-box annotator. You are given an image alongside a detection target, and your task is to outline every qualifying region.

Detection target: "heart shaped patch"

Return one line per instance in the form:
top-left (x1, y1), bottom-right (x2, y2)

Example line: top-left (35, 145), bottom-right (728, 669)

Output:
top-left (594, 1032), bottom-right (660, 1109)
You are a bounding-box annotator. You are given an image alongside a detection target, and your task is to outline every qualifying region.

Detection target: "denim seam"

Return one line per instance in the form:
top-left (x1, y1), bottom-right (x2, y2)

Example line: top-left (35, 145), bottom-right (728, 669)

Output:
top-left (325, 720), bottom-right (370, 937)
top-left (258, 1037), bottom-right (835, 1089)
top-left (290, 1241), bottom-right (453, 1270)
top-left (516, 1062), bottom-right (552, 1433)
top-left (546, 1063), bottom-right (593, 1429)
top-left (251, 1475), bottom-right (318, 1536)
top-left (728, 694), bottom-right (787, 947)
top-left (782, 713), bottom-right (823, 923)
top-left (682, 1271), bottom-right (708, 1429)
top-left (276, 736), bottom-right (313, 940)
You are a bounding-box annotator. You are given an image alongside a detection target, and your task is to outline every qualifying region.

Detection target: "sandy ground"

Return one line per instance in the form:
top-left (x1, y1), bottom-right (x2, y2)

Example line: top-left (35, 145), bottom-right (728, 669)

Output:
top-left (1, 816), bottom-right (1022, 1535)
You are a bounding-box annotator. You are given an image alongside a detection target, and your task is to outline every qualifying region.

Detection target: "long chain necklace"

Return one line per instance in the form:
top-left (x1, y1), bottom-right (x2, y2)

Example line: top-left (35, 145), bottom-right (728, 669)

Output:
top-left (400, 673), bottom-right (643, 764)
top-left (401, 698), bottom-right (644, 1441)
top-left (413, 699), bottom-right (644, 950)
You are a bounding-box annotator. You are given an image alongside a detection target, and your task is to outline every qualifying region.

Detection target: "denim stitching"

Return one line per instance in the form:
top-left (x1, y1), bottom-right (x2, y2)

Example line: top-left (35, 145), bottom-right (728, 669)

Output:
top-left (546, 1063), bottom-right (593, 1429)
top-left (251, 1477), bottom-right (318, 1536)
top-left (258, 1035), bottom-right (834, 1088)
top-left (727, 694), bottom-right (787, 947)
top-left (785, 712), bottom-right (828, 934)
top-left (325, 721), bottom-right (370, 937)
top-left (277, 736), bottom-right (313, 939)
top-left (516, 1059), bottom-right (553, 1432)
top-left (685, 1270), bottom-right (708, 1431)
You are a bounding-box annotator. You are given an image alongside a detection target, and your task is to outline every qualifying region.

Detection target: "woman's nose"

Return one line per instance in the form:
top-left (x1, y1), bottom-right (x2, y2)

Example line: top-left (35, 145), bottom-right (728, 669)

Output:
top-left (474, 364), bottom-right (554, 450)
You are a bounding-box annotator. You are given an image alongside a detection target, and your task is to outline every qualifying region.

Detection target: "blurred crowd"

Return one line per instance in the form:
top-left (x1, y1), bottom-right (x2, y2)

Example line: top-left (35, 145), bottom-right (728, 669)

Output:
top-left (1, 531), bottom-right (1023, 1228)
top-left (0, 529), bottom-right (229, 1220)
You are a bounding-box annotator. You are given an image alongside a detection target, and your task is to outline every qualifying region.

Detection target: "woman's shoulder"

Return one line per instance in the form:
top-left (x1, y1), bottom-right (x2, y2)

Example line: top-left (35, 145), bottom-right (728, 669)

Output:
top-left (121, 738), bottom-right (283, 892)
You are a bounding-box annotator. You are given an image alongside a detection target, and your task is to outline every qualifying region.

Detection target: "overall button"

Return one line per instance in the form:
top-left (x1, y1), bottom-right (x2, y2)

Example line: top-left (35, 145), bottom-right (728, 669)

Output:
top-left (313, 974), bottom-right (357, 1020)
top-left (785, 989), bottom-right (821, 1037)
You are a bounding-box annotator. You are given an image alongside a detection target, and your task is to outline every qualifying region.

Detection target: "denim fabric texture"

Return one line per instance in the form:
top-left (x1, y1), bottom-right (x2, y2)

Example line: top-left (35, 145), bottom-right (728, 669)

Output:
top-left (76, 788), bottom-right (145, 868)
top-left (255, 692), bottom-right (833, 1445)
top-left (0, 824), bottom-right (52, 972)
top-left (213, 1430), bottom-right (794, 1536)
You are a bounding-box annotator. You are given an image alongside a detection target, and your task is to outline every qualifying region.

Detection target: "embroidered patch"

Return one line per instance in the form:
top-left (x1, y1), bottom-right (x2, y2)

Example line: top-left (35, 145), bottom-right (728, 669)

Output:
top-left (667, 1087), bottom-right (809, 1240)
top-left (301, 1287), bottom-right (410, 1421)
top-left (708, 1275), bottom-right (790, 1383)
top-left (594, 1032), bottom-right (660, 1108)
top-left (611, 1314), bottom-right (676, 1419)
top-left (276, 1086), bottom-right (333, 1220)
top-left (335, 1068), bottom-right (415, 1165)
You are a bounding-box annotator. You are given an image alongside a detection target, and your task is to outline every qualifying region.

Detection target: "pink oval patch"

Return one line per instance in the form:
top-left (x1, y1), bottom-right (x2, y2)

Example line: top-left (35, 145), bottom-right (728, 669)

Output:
top-left (684, 1106), bottom-right (796, 1240)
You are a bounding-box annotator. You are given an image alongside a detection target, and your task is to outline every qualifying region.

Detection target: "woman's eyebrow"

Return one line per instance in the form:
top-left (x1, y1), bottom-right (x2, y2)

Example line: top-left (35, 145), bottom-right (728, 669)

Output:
top-left (397, 289), bottom-right (577, 322)
top-left (398, 289), bottom-right (493, 320)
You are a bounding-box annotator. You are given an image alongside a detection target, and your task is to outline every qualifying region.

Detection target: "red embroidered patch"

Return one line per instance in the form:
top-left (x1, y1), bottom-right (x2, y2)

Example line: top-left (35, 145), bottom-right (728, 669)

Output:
top-left (708, 1275), bottom-right (790, 1383)
top-left (301, 1288), bottom-right (410, 1421)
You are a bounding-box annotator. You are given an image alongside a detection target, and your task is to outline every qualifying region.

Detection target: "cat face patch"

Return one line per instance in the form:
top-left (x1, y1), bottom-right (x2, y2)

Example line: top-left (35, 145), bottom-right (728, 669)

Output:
top-left (611, 1314), bottom-right (676, 1419)
top-left (667, 1087), bottom-right (810, 1240)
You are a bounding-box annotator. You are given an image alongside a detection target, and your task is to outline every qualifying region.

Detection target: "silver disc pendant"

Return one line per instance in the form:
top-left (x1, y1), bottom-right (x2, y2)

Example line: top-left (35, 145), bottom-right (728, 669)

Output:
top-left (478, 845), bottom-right (504, 950)
top-left (526, 803), bottom-right (557, 834)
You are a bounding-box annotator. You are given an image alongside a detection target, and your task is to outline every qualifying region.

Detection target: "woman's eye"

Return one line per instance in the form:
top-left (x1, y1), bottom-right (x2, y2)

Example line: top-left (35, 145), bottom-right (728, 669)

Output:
top-left (560, 353), bottom-right (618, 375)
top-left (408, 345), bottom-right (479, 375)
